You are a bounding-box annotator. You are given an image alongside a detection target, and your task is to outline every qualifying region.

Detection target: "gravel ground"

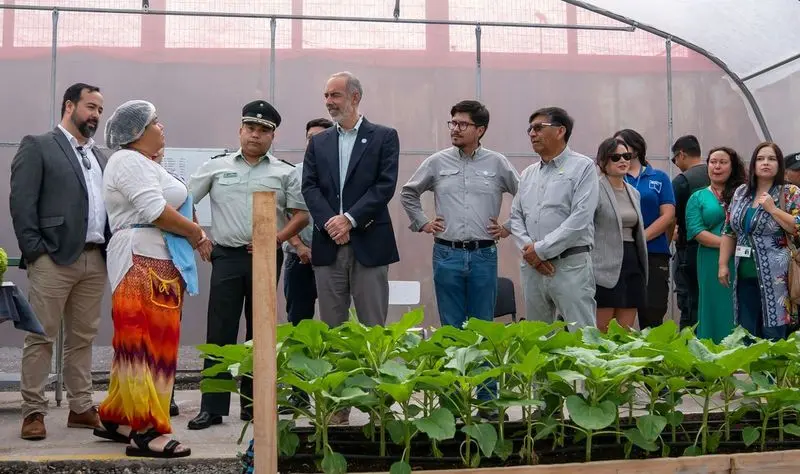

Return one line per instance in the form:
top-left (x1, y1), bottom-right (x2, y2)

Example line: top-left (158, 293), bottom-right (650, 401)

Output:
top-left (0, 459), bottom-right (243, 474)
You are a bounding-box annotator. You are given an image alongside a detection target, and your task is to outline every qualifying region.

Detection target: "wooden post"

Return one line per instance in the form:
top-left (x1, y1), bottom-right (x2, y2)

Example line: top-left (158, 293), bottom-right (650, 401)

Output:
top-left (252, 191), bottom-right (277, 474)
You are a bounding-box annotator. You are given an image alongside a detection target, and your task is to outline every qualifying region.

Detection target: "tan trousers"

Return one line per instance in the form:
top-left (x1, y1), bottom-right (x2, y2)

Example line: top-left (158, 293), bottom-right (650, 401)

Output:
top-left (21, 250), bottom-right (107, 418)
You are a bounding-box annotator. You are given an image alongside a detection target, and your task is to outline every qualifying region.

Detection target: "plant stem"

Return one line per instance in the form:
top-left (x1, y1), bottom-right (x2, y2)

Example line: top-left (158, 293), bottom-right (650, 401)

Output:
top-left (615, 412), bottom-right (621, 444)
top-left (701, 390), bottom-right (710, 454)
top-left (403, 405), bottom-right (411, 463)
top-left (464, 387), bottom-right (472, 466)
top-left (585, 430), bottom-right (593, 462)
top-left (761, 410), bottom-right (770, 451)
top-left (379, 403), bottom-right (386, 457)
top-left (780, 410), bottom-right (785, 443)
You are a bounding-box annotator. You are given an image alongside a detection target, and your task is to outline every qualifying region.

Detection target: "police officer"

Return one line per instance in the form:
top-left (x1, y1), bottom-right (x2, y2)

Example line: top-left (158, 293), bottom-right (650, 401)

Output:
top-left (187, 100), bottom-right (309, 430)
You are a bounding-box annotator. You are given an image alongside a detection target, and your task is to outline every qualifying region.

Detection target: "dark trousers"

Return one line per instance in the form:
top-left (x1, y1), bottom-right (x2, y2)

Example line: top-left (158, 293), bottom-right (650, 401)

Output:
top-left (674, 244), bottom-right (700, 330)
top-left (640, 253), bottom-right (671, 329)
top-left (737, 278), bottom-right (787, 342)
top-left (283, 252), bottom-right (317, 325)
top-left (200, 244), bottom-right (283, 416)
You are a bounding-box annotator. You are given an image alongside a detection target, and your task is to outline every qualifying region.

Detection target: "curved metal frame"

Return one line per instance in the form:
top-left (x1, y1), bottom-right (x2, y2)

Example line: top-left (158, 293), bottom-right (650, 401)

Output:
top-left (561, 0), bottom-right (773, 141)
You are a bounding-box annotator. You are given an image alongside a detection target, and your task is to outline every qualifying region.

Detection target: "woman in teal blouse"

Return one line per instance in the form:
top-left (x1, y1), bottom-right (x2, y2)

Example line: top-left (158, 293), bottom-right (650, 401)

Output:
top-left (685, 147), bottom-right (746, 343)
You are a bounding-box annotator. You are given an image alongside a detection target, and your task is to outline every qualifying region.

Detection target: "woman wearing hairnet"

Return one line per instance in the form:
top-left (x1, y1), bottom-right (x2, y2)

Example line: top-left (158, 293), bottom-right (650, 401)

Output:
top-left (93, 100), bottom-right (204, 458)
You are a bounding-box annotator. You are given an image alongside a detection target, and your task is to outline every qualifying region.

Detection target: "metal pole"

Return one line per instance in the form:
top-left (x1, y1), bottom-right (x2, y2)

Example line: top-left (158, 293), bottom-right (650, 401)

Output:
top-left (475, 24), bottom-right (482, 100)
top-left (269, 17), bottom-right (276, 103)
top-left (0, 4), bottom-right (635, 31)
top-left (665, 38), bottom-right (677, 325)
top-left (49, 8), bottom-right (58, 128)
top-left (666, 38), bottom-right (674, 167)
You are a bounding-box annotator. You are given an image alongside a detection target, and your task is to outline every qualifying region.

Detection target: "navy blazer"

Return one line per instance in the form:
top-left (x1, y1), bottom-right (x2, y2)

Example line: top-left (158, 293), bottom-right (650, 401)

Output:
top-left (301, 117), bottom-right (400, 267)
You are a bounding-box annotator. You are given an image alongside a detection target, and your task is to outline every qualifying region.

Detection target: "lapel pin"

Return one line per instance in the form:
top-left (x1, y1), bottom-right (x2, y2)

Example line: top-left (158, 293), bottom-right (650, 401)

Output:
top-left (361, 138), bottom-right (367, 143)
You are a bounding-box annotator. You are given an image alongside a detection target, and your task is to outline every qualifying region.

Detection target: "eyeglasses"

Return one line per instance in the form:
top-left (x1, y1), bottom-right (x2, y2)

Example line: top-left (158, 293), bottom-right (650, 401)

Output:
top-left (527, 122), bottom-right (560, 134)
top-left (608, 152), bottom-right (633, 162)
top-left (671, 151), bottom-right (682, 165)
top-left (76, 146), bottom-right (91, 170)
top-left (447, 120), bottom-right (476, 131)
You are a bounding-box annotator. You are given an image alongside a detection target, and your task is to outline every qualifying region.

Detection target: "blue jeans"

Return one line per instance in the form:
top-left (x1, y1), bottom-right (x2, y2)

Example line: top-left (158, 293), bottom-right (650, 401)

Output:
top-left (737, 277), bottom-right (787, 342)
top-left (432, 242), bottom-right (498, 402)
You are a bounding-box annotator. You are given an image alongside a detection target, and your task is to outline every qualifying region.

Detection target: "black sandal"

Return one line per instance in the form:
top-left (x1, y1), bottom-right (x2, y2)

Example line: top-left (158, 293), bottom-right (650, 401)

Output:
top-left (93, 420), bottom-right (131, 444)
top-left (126, 428), bottom-right (191, 458)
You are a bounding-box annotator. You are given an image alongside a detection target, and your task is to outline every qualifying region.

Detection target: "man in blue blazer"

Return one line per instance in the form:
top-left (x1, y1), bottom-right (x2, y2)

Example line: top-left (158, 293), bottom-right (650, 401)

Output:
top-left (302, 71), bottom-right (400, 328)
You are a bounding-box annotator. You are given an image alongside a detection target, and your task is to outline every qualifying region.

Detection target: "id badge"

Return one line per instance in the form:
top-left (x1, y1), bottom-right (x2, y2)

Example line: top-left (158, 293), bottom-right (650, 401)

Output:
top-left (735, 245), bottom-right (752, 258)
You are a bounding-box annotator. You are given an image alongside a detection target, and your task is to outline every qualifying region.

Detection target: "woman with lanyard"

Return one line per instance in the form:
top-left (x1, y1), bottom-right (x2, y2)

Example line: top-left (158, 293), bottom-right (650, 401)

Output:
top-left (685, 147), bottom-right (746, 343)
top-left (719, 142), bottom-right (800, 341)
top-left (614, 129), bottom-right (675, 329)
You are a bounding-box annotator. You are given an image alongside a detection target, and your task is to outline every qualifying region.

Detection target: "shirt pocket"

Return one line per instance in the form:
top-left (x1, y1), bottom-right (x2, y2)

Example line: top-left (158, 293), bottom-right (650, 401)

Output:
top-left (543, 176), bottom-right (575, 208)
top-left (472, 169), bottom-right (500, 194)
top-left (216, 173), bottom-right (241, 186)
top-left (436, 169), bottom-right (461, 195)
top-left (252, 176), bottom-right (283, 191)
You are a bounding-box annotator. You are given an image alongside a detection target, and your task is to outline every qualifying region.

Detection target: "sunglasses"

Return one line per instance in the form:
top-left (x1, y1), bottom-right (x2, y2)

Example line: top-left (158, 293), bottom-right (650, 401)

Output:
top-left (608, 152), bottom-right (632, 162)
top-left (527, 122), bottom-right (560, 134)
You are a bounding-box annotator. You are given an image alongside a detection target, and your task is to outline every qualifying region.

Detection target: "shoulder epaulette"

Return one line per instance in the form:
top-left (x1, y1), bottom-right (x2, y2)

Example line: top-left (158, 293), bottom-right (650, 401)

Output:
top-left (210, 149), bottom-right (229, 160)
top-left (279, 159), bottom-right (296, 168)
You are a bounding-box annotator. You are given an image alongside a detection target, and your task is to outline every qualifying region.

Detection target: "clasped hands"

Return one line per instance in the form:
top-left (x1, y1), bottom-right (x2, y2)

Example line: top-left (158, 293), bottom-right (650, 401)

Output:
top-left (325, 214), bottom-right (353, 245)
top-left (522, 242), bottom-right (555, 276)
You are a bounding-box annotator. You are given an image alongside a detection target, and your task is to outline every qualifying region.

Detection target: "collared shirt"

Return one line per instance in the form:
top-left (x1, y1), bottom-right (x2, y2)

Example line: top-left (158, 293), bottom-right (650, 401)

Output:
top-left (282, 163), bottom-right (313, 254)
top-left (189, 149), bottom-right (307, 248)
top-left (400, 146), bottom-right (519, 241)
top-left (57, 124), bottom-right (106, 244)
top-left (624, 164), bottom-right (675, 255)
top-left (508, 146), bottom-right (599, 261)
top-left (336, 115), bottom-right (364, 226)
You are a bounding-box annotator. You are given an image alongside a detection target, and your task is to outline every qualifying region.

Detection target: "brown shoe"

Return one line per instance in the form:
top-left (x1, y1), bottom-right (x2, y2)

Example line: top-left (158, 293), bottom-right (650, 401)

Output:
top-left (68, 406), bottom-right (102, 429)
top-left (21, 413), bottom-right (46, 440)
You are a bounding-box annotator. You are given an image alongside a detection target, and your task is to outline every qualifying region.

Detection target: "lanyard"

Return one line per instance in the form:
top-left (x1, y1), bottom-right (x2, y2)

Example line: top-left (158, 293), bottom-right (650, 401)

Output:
top-left (625, 165), bottom-right (646, 190)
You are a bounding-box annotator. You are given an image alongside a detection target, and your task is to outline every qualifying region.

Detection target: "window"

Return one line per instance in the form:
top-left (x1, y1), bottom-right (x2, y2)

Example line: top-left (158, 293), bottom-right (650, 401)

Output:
top-left (302, 0), bottom-right (426, 50)
top-left (576, 12), bottom-right (689, 57)
top-left (449, 0), bottom-right (568, 54)
top-left (14, 0), bottom-right (141, 47)
top-left (165, 0), bottom-right (292, 48)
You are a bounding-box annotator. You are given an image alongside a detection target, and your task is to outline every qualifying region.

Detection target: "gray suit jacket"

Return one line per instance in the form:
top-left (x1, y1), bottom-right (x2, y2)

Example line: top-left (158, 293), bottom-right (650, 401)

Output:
top-left (592, 169), bottom-right (648, 288)
top-left (9, 128), bottom-right (109, 267)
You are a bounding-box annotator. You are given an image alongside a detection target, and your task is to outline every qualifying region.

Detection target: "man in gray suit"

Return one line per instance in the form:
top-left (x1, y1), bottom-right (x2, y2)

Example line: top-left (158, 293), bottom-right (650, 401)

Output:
top-left (10, 83), bottom-right (109, 440)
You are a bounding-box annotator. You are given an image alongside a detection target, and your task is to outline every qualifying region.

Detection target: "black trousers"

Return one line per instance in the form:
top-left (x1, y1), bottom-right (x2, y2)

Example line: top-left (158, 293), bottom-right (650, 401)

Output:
top-left (283, 252), bottom-right (317, 325)
top-left (639, 253), bottom-right (671, 330)
top-left (199, 244), bottom-right (283, 416)
top-left (673, 244), bottom-right (700, 330)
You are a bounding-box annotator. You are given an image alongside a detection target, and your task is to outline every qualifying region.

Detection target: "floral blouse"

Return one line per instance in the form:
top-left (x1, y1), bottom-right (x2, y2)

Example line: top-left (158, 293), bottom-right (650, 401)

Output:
top-left (723, 184), bottom-right (800, 327)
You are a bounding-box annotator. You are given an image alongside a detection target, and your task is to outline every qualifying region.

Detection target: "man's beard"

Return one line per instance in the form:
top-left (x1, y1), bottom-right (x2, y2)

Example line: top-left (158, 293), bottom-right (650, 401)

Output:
top-left (72, 114), bottom-right (97, 138)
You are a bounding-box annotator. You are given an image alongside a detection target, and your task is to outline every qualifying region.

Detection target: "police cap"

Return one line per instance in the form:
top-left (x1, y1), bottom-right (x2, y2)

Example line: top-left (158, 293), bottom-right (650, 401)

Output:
top-left (241, 100), bottom-right (281, 130)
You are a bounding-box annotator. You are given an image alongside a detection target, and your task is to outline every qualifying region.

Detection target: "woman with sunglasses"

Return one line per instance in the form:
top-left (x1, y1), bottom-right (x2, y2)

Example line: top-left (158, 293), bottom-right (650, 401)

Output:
top-left (592, 138), bottom-right (648, 332)
top-left (614, 129), bottom-right (675, 330)
top-left (685, 147), bottom-right (746, 343)
top-left (719, 142), bottom-right (800, 341)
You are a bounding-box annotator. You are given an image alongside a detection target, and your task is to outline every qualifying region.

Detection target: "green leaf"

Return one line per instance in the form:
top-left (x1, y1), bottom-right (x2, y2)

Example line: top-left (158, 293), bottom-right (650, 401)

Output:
top-left (683, 445), bottom-right (702, 456)
top-left (708, 431), bottom-right (722, 453)
top-left (390, 461), bottom-right (412, 474)
top-left (321, 450), bottom-right (347, 474)
top-left (548, 370), bottom-right (586, 384)
top-left (644, 320), bottom-right (679, 344)
top-left (783, 423), bottom-right (800, 437)
top-left (465, 318), bottom-right (508, 346)
top-left (291, 319), bottom-right (329, 353)
top-left (287, 353), bottom-right (333, 379)
top-left (444, 346), bottom-right (488, 375)
top-left (565, 396), bottom-right (617, 431)
top-left (386, 420), bottom-right (406, 445)
top-left (414, 408), bottom-right (456, 441)
top-left (278, 430), bottom-right (300, 456)
top-left (494, 399), bottom-right (545, 409)
top-left (636, 414), bottom-right (667, 442)
top-left (462, 423), bottom-right (497, 458)
top-left (281, 373), bottom-right (318, 394)
top-left (533, 417), bottom-right (559, 441)
top-left (378, 382), bottom-right (414, 404)
top-left (199, 378), bottom-right (238, 394)
top-left (494, 438), bottom-right (513, 461)
top-left (201, 361), bottom-right (235, 377)
top-left (389, 308), bottom-right (425, 339)
top-left (345, 373), bottom-right (377, 390)
top-left (379, 360), bottom-right (415, 382)
top-left (743, 426), bottom-right (760, 447)
top-left (623, 428), bottom-right (659, 452)
top-left (196, 343), bottom-right (250, 361)
top-left (324, 386), bottom-right (369, 403)
top-left (513, 346), bottom-right (547, 379)
top-left (665, 411), bottom-right (684, 428)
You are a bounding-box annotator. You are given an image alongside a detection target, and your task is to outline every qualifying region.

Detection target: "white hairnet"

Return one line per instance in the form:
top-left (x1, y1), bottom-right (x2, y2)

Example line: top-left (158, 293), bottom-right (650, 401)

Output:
top-left (104, 100), bottom-right (157, 150)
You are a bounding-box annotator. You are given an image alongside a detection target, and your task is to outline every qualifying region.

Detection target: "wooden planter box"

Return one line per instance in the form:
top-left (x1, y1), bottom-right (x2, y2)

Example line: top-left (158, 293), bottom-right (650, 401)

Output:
top-left (356, 449), bottom-right (799, 474)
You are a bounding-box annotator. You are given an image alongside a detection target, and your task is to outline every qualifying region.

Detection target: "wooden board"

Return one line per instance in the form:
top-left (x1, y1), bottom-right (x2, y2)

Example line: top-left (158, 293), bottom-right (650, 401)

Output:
top-left (729, 449), bottom-right (800, 473)
top-left (253, 191), bottom-right (277, 474)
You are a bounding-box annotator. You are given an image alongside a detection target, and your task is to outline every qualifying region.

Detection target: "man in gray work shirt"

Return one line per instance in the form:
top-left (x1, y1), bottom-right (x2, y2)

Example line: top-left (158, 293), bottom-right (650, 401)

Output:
top-left (401, 100), bottom-right (519, 328)
top-left (508, 107), bottom-right (599, 329)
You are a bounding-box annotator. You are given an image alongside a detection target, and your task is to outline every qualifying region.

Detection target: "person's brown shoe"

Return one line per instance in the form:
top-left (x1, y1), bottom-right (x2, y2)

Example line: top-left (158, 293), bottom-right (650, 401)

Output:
top-left (21, 413), bottom-right (46, 440)
top-left (67, 406), bottom-right (102, 429)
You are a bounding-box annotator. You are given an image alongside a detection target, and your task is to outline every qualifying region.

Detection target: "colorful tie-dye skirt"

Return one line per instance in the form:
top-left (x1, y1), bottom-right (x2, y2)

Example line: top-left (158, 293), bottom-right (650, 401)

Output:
top-left (99, 255), bottom-right (183, 434)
